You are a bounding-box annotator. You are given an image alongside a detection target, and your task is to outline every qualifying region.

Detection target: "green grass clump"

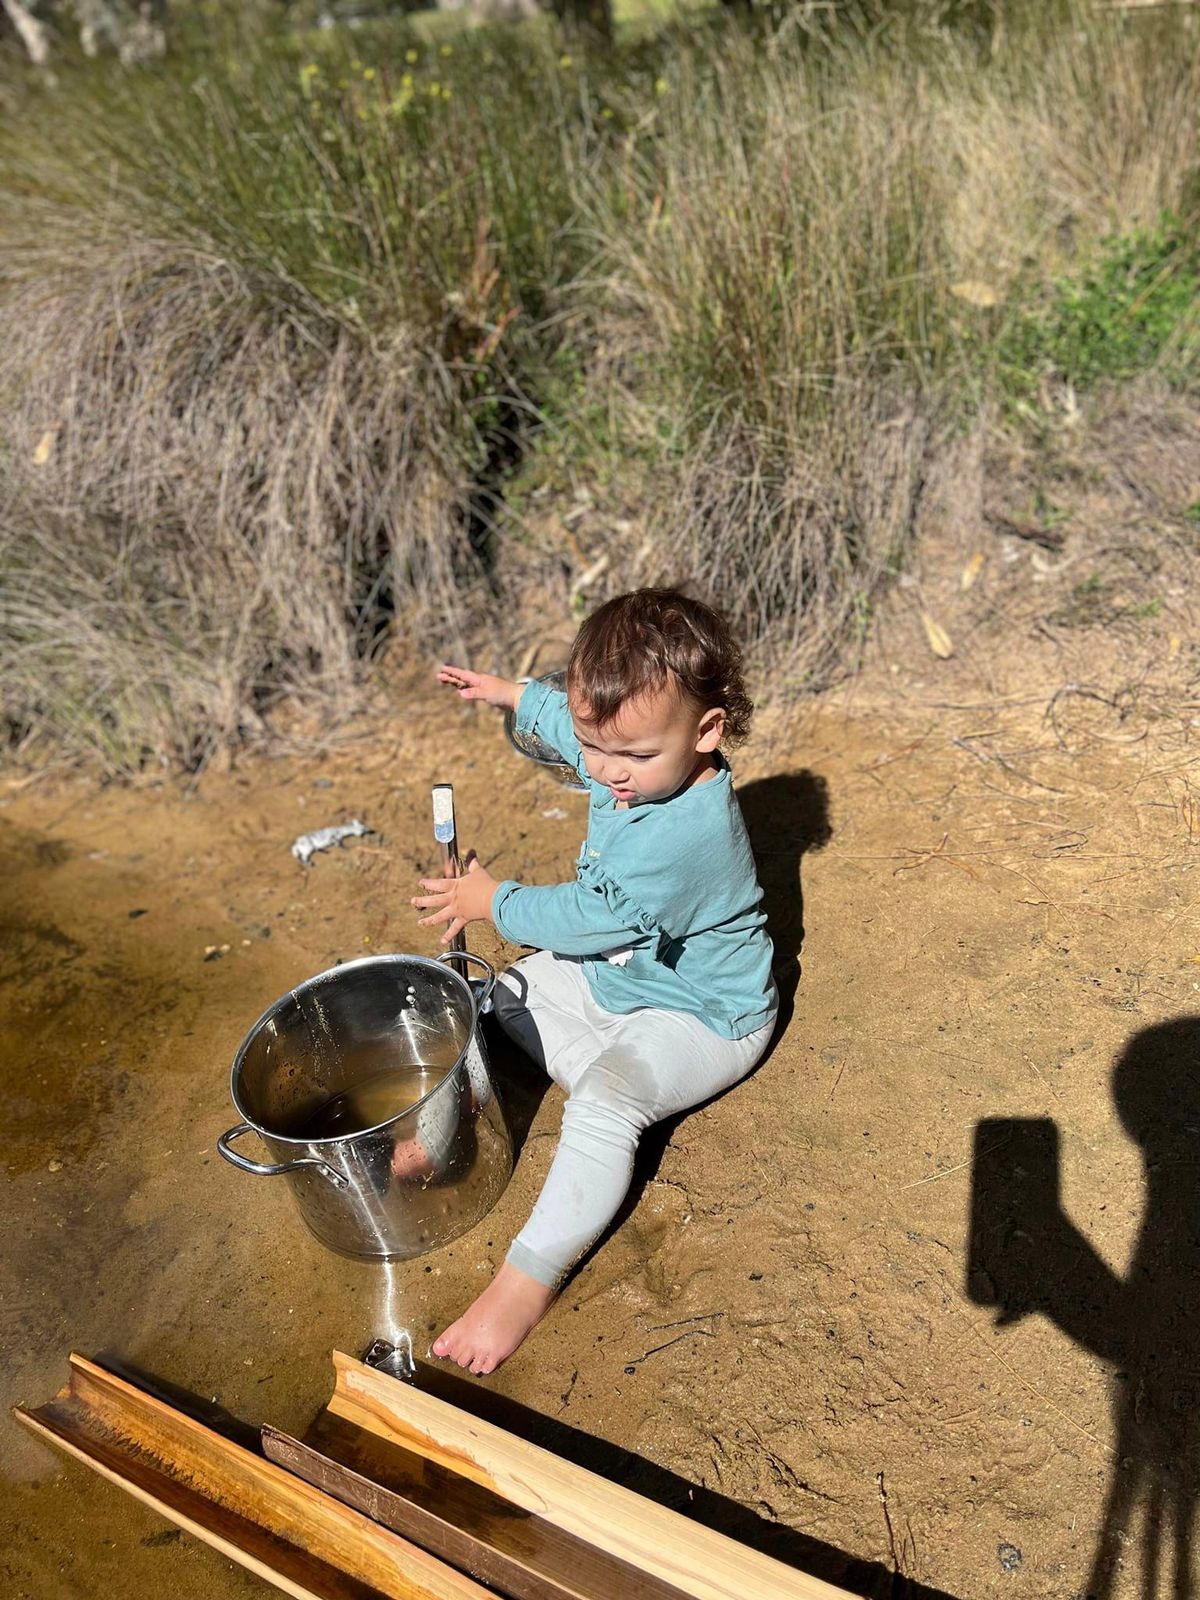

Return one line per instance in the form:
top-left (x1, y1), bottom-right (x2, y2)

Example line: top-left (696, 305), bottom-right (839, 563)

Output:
top-left (996, 216), bottom-right (1200, 406)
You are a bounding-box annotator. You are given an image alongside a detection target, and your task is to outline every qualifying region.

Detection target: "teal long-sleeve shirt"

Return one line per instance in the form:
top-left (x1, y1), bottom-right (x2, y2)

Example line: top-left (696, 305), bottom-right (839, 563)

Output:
top-left (491, 679), bottom-right (777, 1040)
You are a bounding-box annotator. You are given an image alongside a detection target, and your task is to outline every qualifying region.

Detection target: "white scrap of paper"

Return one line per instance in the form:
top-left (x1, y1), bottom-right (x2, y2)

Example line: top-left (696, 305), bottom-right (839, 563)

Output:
top-left (291, 819), bottom-right (373, 867)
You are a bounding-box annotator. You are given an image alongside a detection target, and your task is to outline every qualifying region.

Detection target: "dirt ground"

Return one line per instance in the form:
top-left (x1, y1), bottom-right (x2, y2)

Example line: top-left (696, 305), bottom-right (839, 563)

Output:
top-left (3, 396), bottom-right (1199, 1600)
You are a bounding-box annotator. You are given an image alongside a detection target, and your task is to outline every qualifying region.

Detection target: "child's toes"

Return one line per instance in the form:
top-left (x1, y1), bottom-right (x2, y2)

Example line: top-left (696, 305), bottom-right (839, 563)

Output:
top-left (433, 1318), bottom-right (470, 1366)
top-left (390, 1137), bottom-right (436, 1181)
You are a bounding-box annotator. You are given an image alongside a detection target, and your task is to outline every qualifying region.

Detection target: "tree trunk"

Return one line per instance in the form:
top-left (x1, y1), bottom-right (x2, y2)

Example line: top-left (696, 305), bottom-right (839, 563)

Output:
top-left (1, 0), bottom-right (51, 64)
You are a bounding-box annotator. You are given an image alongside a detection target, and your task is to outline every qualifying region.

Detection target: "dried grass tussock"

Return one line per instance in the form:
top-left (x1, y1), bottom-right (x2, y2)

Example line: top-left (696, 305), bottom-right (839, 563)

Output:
top-left (568, 16), bottom-right (1199, 682)
top-left (622, 404), bottom-right (928, 691)
top-left (1, 5), bottom-right (1198, 771)
top-left (1, 245), bottom-right (483, 771)
top-left (592, 23), bottom-right (1200, 410)
top-left (941, 32), bottom-right (1200, 291)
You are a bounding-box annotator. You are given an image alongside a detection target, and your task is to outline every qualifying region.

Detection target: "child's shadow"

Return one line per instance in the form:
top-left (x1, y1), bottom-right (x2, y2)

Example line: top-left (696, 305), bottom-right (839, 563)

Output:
top-left (967, 1016), bottom-right (1200, 1599)
top-left (738, 769), bottom-right (833, 1023)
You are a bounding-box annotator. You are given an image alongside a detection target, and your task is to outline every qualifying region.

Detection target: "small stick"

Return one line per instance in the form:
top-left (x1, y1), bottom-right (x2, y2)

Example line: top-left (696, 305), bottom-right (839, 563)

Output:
top-left (432, 784), bottom-right (467, 977)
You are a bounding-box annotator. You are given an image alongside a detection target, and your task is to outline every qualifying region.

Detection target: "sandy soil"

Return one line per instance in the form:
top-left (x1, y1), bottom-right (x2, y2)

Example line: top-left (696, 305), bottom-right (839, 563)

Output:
top-left (3, 399), bottom-right (1199, 1600)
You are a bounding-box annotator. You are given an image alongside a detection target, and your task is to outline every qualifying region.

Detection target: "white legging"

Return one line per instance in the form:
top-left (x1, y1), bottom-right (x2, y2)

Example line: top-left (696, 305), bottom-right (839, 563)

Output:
top-left (492, 951), bottom-right (777, 1290)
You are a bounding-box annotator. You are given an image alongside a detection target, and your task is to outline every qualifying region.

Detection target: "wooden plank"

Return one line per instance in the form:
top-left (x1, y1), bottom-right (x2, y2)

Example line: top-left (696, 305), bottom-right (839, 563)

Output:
top-left (13, 1354), bottom-right (496, 1600)
top-left (265, 1414), bottom-right (692, 1600)
top-left (328, 1352), bottom-right (854, 1600)
top-left (16, 1402), bottom-right (377, 1600)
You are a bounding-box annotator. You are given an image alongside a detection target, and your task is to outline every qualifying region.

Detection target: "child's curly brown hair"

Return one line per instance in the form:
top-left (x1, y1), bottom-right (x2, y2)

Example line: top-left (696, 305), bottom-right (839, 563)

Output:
top-left (567, 588), bottom-right (753, 744)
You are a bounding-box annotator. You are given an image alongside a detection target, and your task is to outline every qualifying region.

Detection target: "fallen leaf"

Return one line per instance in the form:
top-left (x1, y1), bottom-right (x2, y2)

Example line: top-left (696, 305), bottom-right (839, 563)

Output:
top-left (1030, 549), bottom-right (1061, 575)
top-left (33, 428), bottom-right (57, 466)
top-left (1169, 634), bottom-right (1182, 658)
top-left (950, 279), bottom-right (1000, 309)
top-left (921, 611), bottom-right (954, 659)
top-left (960, 551), bottom-right (986, 591)
top-left (1186, 954), bottom-right (1200, 966)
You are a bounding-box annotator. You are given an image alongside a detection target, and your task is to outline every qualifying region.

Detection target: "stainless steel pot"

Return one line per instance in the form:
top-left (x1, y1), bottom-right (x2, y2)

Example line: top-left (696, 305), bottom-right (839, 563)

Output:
top-left (503, 669), bottom-right (589, 792)
top-left (218, 951), bottom-right (513, 1261)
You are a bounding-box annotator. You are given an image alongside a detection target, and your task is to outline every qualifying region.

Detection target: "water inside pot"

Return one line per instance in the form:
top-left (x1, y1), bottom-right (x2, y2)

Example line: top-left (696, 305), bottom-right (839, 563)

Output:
top-left (290, 1064), bottom-right (441, 1141)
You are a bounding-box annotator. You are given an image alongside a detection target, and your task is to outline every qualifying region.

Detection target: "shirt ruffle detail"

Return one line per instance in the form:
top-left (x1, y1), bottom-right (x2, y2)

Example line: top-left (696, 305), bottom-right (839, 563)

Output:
top-left (577, 857), bottom-right (671, 960)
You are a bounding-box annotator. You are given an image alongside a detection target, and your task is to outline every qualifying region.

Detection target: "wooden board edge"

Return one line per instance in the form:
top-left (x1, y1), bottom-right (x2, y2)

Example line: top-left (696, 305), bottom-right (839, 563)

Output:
top-left (62, 1352), bottom-right (487, 1596)
top-left (264, 1423), bottom-right (689, 1600)
top-left (14, 1404), bottom-right (348, 1600)
top-left (330, 1354), bottom-right (498, 1494)
top-left (329, 1352), bottom-right (856, 1600)
top-left (16, 1354), bottom-right (495, 1600)
top-left (263, 1426), bottom-right (565, 1600)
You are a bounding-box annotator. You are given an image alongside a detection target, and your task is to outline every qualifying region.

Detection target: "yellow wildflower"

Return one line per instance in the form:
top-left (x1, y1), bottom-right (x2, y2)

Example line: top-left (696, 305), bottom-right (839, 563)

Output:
top-left (405, 48), bottom-right (419, 63)
top-left (363, 66), bottom-right (375, 81)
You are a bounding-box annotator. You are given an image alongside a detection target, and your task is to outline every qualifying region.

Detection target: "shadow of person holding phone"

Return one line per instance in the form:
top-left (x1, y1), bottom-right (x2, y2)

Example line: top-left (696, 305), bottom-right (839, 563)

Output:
top-left (967, 1016), bottom-right (1200, 1599)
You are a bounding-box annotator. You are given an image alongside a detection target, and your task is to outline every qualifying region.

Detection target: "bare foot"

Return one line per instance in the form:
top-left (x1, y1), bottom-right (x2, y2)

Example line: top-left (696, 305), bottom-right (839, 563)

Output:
top-left (432, 1261), bottom-right (556, 1375)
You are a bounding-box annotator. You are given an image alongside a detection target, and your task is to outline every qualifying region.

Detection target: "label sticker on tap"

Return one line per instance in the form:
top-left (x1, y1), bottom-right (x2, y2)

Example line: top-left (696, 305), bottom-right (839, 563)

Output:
top-left (432, 784), bottom-right (456, 844)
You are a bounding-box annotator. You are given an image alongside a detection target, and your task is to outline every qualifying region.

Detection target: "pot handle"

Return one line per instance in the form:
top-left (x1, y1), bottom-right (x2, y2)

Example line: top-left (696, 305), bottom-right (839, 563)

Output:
top-left (437, 949), bottom-right (496, 1016)
top-left (216, 1123), bottom-right (348, 1189)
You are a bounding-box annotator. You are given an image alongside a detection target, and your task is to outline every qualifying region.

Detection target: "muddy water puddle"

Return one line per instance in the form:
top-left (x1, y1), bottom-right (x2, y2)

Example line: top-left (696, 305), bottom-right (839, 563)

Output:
top-left (0, 911), bottom-right (120, 1177)
top-left (0, 801), bottom-right (497, 1599)
top-left (0, 895), bottom-right (183, 1177)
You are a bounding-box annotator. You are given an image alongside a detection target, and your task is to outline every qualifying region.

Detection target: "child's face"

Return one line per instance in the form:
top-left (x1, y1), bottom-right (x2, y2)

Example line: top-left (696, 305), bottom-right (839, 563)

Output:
top-left (569, 680), bottom-right (724, 804)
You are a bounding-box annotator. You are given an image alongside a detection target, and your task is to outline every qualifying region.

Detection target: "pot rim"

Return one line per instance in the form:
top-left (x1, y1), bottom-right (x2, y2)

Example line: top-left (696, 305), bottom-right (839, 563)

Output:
top-left (228, 951), bottom-right (478, 1147)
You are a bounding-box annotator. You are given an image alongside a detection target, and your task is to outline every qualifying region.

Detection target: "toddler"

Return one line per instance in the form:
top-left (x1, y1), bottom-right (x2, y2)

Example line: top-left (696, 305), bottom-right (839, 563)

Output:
top-left (413, 589), bottom-right (778, 1374)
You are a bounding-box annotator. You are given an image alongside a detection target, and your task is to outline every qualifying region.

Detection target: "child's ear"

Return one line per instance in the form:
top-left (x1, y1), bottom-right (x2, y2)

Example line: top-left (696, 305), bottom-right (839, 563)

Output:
top-left (695, 708), bottom-right (725, 753)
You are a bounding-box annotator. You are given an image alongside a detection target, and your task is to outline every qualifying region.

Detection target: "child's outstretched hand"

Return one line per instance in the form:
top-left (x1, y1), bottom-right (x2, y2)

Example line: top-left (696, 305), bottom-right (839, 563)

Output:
top-left (437, 665), bottom-right (522, 711)
top-left (413, 854), bottom-right (498, 945)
